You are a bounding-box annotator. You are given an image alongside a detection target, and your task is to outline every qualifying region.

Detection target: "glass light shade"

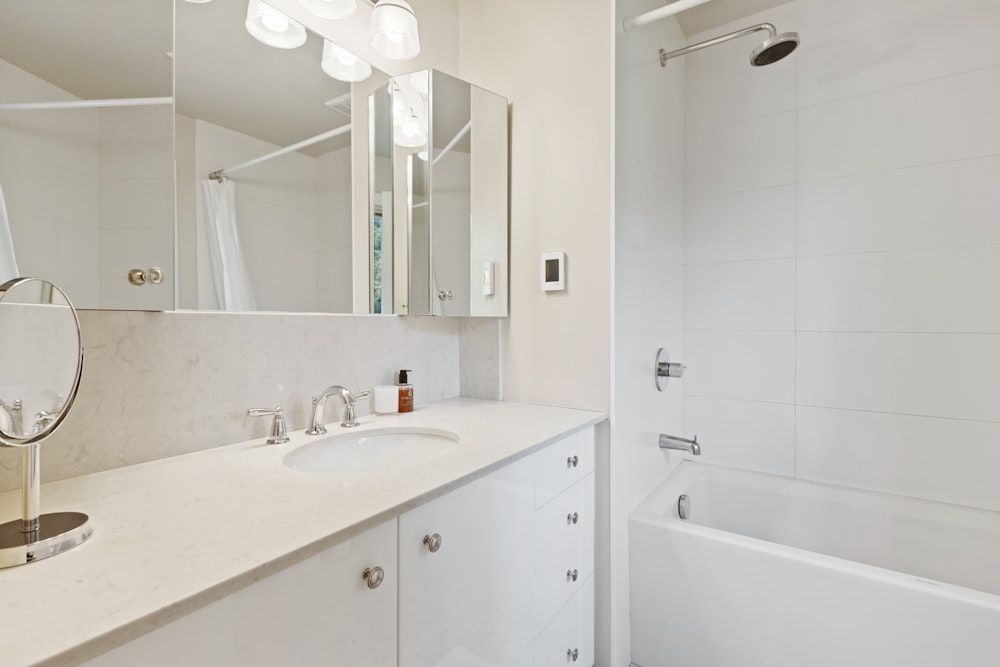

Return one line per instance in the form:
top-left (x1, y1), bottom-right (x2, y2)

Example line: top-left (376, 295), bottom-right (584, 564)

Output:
top-left (298, 0), bottom-right (356, 20)
top-left (321, 40), bottom-right (372, 82)
top-left (185, 0), bottom-right (214, 3)
top-left (370, 0), bottom-right (420, 61)
top-left (246, 0), bottom-right (307, 49)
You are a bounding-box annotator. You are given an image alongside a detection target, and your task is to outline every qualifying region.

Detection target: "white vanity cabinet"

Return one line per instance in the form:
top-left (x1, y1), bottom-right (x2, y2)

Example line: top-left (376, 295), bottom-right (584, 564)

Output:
top-left (533, 427), bottom-right (595, 666)
top-left (78, 425), bottom-right (597, 667)
top-left (398, 454), bottom-right (536, 667)
top-left (81, 518), bottom-right (398, 667)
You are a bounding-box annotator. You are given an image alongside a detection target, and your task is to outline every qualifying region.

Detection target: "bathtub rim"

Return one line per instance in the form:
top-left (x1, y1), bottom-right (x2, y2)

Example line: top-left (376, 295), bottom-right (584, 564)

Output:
top-left (630, 461), bottom-right (1000, 612)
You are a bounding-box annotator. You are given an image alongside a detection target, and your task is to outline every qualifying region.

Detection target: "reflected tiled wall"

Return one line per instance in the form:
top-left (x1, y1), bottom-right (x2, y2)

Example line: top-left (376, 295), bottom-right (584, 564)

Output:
top-left (683, 0), bottom-right (1000, 511)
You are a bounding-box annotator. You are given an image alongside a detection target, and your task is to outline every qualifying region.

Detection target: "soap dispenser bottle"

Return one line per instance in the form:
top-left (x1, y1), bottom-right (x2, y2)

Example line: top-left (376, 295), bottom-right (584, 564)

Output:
top-left (398, 369), bottom-right (414, 413)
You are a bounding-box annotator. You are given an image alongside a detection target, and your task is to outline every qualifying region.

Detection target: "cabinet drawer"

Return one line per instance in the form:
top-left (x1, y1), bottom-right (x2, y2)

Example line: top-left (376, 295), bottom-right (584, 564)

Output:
top-left (534, 427), bottom-right (595, 509)
top-left (534, 473), bottom-right (594, 634)
top-left (534, 576), bottom-right (595, 667)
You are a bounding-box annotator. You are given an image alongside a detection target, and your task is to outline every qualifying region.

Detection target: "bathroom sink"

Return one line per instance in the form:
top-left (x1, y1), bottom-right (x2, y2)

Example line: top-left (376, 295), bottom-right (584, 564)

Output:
top-left (282, 428), bottom-right (460, 474)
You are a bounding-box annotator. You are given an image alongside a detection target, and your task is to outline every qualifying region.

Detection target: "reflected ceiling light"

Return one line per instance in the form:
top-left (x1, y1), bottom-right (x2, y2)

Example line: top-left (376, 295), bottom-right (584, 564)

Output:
top-left (370, 0), bottom-right (421, 61)
top-left (299, 0), bottom-right (357, 20)
top-left (246, 0), bottom-right (307, 49)
top-left (396, 114), bottom-right (426, 148)
top-left (321, 40), bottom-right (372, 82)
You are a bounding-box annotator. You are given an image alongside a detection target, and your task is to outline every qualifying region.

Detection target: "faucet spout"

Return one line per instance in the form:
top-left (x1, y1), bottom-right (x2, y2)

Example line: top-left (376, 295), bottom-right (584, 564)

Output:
top-left (659, 433), bottom-right (701, 456)
top-left (306, 385), bottom-right (372, 434)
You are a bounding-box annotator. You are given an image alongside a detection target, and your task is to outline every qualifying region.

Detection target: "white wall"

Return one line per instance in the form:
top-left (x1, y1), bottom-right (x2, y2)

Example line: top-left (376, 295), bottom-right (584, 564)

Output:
top-left (613, 1), bottom-right (686, 664)
top-left (683, 0), bottom-right (1000, 512)
top-left (458, 0), bottom-right (614, 414)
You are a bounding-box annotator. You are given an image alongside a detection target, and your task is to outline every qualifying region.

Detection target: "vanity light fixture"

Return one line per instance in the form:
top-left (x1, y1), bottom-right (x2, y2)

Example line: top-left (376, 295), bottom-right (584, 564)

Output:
top-left (299, 0), bottom-right (357, 20)
top-left (370, 0), bottom-right (421, 60)
top-left (246, 0), bottom-right (308, 49)
top-left (321, 40), bottom-right (372, 82)
top-left (184, 0), bottom-right (214, 3)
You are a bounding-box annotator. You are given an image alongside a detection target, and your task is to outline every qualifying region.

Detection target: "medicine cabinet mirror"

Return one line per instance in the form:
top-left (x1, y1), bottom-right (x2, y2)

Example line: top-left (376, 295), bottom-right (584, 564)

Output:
top-left (0, 3), bottom-right (508, 317)
top-left (370, 70), bottom-right (509, 317)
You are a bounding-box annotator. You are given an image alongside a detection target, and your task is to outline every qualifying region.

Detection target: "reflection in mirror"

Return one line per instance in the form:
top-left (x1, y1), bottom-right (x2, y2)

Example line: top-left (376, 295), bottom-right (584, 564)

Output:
top-left (0, 0), bottom-right (174, 310)
top-left (0, 279), bottom-right (82, 446)
top-left (370, 70), bottom-right (508, 317)
top-left (175, 0), bottom-right (365, 313)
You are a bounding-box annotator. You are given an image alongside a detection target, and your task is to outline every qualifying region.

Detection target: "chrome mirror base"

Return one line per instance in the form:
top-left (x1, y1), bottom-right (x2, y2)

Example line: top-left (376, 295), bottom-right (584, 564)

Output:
top-left (0, 511), bottom-right (92, 569)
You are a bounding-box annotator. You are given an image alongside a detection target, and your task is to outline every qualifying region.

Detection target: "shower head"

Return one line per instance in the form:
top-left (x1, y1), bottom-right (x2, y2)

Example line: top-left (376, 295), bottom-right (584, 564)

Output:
top-left (750, 31), bottom-right (799, 66)
top-left (659, 23), bottom-right (800, 68)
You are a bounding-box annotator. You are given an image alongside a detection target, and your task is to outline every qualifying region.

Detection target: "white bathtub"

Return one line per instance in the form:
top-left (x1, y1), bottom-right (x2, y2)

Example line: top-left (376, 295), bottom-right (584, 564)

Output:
top-left (629, 462), bottom-right (1000, 667)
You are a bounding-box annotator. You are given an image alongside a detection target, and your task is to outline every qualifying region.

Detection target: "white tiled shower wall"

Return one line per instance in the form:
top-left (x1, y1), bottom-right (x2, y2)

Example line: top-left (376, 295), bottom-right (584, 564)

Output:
top-left (185, 119), bottom-right (353, 313)
top-left (0, 59), bottom-right (173, 310)
top-left (683, 0), bottom-right (1000, 512)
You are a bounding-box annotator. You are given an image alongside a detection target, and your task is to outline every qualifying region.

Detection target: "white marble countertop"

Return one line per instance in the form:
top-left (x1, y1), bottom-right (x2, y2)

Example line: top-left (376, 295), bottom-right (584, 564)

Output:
top-left (0, 398), bottom-right (605, 667)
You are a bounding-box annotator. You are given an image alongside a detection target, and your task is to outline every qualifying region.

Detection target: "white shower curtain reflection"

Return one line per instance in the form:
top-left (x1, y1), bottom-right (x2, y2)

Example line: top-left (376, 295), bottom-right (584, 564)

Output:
top-left (0, 184), bottom-right (21, 284)
top-left (200, 179), bottom-right (257, 311)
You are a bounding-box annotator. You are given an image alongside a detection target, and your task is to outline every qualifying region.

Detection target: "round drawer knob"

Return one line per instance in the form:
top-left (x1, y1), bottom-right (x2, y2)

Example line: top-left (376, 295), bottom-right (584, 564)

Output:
top-left (423, 533), bottom-right (443, 553)
top-left (567, 455), bottom-right (579, 468)
top-left (567, 568), bottom-right (578, 582)
top-left (567, 648), bottom-right (579, 661)
top-left (362, 566), bottom-right (384, 590)
top-left (567, 512), bottom-right (579, 525)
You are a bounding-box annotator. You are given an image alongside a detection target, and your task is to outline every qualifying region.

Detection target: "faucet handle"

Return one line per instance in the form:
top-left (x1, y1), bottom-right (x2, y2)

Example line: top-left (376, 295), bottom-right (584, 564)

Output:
top-left (248, 406), bottom-right (290, 445)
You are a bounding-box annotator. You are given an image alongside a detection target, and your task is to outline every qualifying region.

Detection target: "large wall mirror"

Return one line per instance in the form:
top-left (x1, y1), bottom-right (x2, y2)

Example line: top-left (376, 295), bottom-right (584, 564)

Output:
top-left (0, 1), bottom-right (508, 316)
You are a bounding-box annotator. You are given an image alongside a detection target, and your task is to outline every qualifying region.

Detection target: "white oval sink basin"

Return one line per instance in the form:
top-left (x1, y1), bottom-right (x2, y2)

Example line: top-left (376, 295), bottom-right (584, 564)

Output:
top-left (283, 428), bottom-right (460, 474)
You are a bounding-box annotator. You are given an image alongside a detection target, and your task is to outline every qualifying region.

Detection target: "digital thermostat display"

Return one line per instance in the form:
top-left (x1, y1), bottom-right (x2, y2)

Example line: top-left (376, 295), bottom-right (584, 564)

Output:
top-left (541, 251), bottom-right (565, 292)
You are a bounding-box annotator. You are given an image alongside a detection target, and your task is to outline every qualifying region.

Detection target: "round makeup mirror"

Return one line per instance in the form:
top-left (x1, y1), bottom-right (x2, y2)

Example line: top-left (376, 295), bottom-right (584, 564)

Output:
top-left (0, 278), bottom-right (89, 568)
top-left (0, 278), bottom-right (83, 445)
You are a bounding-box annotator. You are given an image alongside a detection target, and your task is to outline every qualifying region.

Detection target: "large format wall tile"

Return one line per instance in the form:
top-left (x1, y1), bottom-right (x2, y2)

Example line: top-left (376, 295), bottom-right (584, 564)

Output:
top-left (798, 156), bottom-right (1000, 257)
top-left (797, 332), bottom-right (1000, 422)
top-left (797, 247), bottom-right (1000, 333)
top-left (797, 406), bottom-right (1000, 512)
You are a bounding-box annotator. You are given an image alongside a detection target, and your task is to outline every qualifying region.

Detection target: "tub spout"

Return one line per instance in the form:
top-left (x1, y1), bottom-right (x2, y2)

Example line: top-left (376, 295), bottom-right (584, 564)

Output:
top-left (659, 433), bottom-right (700, 456)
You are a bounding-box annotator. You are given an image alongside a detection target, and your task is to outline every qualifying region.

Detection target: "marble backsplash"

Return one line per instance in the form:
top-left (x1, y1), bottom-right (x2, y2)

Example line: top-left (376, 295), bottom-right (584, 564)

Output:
top-left (0, 310), bottom-right (486, 493)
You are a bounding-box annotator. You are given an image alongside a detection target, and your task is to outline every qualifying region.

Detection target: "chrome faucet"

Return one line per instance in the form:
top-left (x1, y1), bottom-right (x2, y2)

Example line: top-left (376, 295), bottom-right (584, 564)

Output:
top-left (306, 385), bottom-right (372, 433)
top-left (659, 433), bottom-right (701, 456)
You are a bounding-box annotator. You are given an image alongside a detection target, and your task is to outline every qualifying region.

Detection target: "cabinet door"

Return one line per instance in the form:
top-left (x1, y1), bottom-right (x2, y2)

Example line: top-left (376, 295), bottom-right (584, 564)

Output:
top-left (398, 457), bottom-right (535, 667)
top-left (82, 519), bottom-right (398, 667)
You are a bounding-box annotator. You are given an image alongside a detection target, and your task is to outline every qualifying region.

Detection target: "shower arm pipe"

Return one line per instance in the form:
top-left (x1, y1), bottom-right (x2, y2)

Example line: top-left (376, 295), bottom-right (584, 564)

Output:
top-left (660, 23), bottom-right (775, 64)
top-left (208, 123), bottom-right (351, 181)
top-left (622, 0), bottom-right (712, 31)
top-left (431, 120), bottom-right (472, 167)
top-left (0, 97), bottom-right (173, 112)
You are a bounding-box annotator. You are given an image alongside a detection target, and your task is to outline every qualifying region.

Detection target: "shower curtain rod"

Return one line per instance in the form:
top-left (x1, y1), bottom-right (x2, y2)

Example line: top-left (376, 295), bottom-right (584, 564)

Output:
top-left (432, 120), bottom-right (471, 167)
top-left (622, 0), bottom-right (712, 31)
top-left (208, 123), bottom-right (351, 181)
top-left (0, 97), bottom-right (173, 111)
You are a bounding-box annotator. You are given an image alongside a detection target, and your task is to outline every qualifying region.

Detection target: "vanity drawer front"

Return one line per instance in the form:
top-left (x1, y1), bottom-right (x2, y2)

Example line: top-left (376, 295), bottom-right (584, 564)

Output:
top-left (534, 473), bottom-right (594, 634)
top-left (534, 427), bottom-right (595, 509)
top-left (534, 575), bottom-right (595, 667)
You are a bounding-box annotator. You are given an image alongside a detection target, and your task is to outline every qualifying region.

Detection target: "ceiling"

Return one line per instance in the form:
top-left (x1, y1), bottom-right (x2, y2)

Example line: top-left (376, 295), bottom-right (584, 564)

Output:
top-left (673, 0), bottom-right (795, 36)
top-left (0, 0), bottom-right (356, 156)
